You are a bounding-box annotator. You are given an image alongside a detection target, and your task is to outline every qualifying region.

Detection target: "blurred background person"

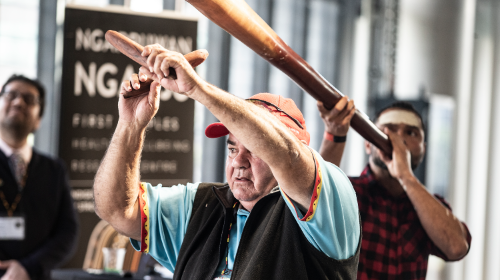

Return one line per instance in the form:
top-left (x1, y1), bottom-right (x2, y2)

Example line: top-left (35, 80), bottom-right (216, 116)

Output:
top-left (317, 98), bottom-right (471, 279)
top-left (0, 75), bottom-right (78, 280)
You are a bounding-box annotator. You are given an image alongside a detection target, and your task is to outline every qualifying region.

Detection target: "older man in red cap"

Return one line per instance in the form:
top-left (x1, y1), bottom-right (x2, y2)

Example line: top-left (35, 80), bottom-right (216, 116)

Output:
top-left (93, 45), bottom-right (361, 280)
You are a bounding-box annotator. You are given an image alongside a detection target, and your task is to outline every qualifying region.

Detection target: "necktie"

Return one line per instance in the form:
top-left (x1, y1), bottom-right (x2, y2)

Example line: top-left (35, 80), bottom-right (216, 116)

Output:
top-left (9, 153), bottom-right (27, 188)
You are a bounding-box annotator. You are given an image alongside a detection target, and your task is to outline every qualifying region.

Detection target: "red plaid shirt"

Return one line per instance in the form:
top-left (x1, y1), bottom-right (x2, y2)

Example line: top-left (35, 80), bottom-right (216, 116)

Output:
top-left (350, 165), bottom-right (471, 280)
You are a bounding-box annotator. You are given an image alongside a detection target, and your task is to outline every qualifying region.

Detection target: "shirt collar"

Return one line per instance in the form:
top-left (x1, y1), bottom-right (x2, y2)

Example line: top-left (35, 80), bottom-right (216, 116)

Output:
top-left (0, 136), bottom-right (32, 164)
top-left (360, 164), bottom-right (376, 181)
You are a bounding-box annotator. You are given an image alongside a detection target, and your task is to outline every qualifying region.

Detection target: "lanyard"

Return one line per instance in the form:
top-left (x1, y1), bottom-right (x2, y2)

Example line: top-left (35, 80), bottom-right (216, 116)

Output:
top-left (0, 168), bottom-right (28, 217)
top-left (0, 191), bottom-right (22, 217)
top-left (221, 201), bottom-right (239, 275)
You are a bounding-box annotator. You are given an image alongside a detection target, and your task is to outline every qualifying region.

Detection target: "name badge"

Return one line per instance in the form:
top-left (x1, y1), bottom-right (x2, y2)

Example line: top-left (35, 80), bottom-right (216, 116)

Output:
top-left (0, 216), bottom-right (25, 240)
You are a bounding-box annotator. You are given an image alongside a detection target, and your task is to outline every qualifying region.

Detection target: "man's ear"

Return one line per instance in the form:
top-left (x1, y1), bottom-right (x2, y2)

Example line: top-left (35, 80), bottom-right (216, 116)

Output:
top-left (364, 140), bottom-right (372, 155)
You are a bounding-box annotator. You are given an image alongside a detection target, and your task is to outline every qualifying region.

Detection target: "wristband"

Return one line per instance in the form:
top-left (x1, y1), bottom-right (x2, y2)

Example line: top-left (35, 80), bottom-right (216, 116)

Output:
top-left (324, 131), bottom-right (334, 142)
top-left (334, 135), bottom-right (347, 143)
top-left (324, 131), bottom-right (346, 143)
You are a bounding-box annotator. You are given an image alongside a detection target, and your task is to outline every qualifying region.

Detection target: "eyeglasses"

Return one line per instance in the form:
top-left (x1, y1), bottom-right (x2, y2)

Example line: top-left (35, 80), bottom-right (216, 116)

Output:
top-left (0, 91), bottom-right (40, 106)
top-left (247, 99), bottom-right (304, 129)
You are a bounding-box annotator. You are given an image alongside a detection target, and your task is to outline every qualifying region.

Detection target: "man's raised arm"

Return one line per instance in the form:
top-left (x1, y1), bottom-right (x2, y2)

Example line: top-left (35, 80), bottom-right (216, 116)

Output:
top-left (317, 97), bottom-right (355, 166)
top-left (93, 75), bottom-right (162, 241)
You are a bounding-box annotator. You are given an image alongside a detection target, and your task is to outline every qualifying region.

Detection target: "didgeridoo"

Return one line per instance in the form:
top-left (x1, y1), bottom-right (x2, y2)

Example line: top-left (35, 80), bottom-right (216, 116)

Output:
top-left (105, 30), bottom-right (208, 98)
top-left (186, 0), bottom-right (392, 155)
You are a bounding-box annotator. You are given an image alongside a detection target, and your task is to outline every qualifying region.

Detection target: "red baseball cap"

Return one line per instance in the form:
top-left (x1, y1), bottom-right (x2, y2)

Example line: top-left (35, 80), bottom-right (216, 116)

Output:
top-left (205, 93), bottom-right (310, 145)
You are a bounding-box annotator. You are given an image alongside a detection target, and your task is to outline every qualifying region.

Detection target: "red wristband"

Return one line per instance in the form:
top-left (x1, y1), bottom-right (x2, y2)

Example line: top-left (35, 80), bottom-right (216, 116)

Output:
top-left (324, 131), bottom-right (347, 143)
top-left (324, 131), bottom-right (334, 142)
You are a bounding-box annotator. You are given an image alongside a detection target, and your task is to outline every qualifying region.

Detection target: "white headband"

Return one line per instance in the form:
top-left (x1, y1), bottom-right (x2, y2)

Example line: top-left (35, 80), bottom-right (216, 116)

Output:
top-left (377, 110), bottom-right (422, 128)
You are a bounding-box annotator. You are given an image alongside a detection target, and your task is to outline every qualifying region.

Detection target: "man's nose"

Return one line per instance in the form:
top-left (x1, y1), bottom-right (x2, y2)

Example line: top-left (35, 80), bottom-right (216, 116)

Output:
top-left (396, 129), bottom-right (408, 145)
top-left (11, 95), bottom-right (26, 106)
top-left (232, 150), bottom-right (250, 169)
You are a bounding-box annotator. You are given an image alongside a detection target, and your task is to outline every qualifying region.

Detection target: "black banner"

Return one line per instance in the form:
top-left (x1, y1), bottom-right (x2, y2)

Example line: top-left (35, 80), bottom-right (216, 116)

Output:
top-left (59, 5), bottom-right (197, 268)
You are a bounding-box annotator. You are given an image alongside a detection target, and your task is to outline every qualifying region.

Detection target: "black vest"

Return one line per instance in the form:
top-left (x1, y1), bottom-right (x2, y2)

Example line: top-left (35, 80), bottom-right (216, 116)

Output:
top-left (174, 183), bottom-right (360, 280)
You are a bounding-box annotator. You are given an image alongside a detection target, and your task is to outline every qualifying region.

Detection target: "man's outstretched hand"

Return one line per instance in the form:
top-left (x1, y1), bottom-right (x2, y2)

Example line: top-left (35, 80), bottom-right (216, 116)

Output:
top-left (317, 96), bottom-right (355, 137)
top-left (120, 48), bottom-right (209, 99)
top-left (317, 96), bottom-right (355, 166)
top-left (140, 44), bottom-right (205, 96)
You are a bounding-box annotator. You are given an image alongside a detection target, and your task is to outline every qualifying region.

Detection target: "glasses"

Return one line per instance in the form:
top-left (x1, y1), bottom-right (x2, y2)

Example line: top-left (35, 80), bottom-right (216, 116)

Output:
top-left (0, 91), bottom-right (40, 106)
top-left (247, 99), bottom-right (304, 129)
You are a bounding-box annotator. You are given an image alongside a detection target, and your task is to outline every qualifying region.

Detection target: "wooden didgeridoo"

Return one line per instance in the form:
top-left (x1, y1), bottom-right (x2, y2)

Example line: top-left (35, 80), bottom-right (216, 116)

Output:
top-left (105, 30), bottom-right (209, 99)
top-left (186, 0), bottom-right (392, 155)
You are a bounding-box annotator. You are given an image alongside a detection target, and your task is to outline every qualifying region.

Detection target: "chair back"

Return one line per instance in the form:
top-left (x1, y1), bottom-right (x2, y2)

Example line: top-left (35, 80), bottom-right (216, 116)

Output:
top-left (82, 219), bottom-right (142, 272)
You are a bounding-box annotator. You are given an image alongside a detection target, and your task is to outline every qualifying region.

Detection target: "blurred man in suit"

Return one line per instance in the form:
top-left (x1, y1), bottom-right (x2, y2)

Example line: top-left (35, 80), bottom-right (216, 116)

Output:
top-left (0, 75), bottom-right (78, 280)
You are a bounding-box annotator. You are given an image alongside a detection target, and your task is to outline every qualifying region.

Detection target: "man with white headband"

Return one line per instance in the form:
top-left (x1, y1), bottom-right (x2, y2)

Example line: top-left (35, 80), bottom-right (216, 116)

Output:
top-left (317, 98), bottom-right (471, 280)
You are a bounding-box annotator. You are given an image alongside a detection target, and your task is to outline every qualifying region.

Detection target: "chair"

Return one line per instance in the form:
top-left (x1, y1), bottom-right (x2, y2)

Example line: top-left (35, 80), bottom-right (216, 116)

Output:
top-left (82, 219), bottom-right (142, 272)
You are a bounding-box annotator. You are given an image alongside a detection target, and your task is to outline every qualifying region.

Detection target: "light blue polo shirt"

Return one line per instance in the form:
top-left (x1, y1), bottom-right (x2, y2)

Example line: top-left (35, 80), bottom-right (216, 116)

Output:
top-left (131, 151), bottom-right (360, 279)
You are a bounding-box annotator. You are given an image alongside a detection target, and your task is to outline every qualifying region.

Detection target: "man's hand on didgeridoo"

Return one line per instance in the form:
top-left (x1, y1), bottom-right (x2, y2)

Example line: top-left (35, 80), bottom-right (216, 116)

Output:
top-left (140, 44), bottom-right (208, 96)
top-left (122, 48), bottom-right (209, 99)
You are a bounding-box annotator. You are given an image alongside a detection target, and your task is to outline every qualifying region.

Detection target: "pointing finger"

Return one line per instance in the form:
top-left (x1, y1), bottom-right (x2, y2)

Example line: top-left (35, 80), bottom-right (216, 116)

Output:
top-left (131, 74), bottom-right (140, 89)
top-left (121, 80), bottom-right (132, 93)
top-left (142, 45), bottom-right (152, 57)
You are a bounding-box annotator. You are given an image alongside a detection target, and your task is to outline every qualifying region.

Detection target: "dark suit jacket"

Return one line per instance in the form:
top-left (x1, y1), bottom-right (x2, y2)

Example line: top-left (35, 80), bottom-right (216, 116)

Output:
top-left (0, 149), bottom-right (78, 280)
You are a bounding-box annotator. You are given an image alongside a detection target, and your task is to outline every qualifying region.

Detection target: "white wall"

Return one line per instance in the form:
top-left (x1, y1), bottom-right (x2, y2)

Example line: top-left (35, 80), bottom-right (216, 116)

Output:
top-left (395, 0), bottom-right (460, 99)
top-left (0, 0), bottom-right (39, 85)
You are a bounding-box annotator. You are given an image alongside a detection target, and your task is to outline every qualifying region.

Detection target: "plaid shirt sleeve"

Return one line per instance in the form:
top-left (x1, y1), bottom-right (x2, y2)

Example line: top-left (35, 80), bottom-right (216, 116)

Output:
top-left (428, 194), bottom-right (472, 261)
